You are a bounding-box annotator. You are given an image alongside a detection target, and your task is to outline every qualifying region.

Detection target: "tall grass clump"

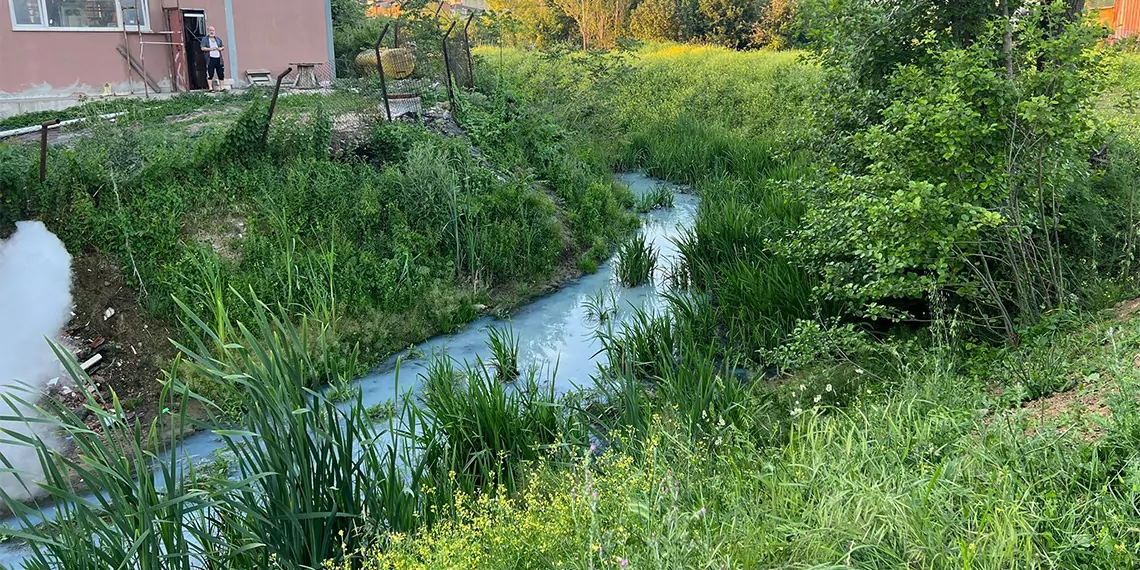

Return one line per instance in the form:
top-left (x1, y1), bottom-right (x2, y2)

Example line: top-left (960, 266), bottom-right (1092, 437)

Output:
top-left (420, 353), bottom-right (573, 493)
top-left (485, 325), bottom-right (521, 382)
top-left (596, 306), bottom-right (677, 380)
top-left (0, 349), bottom-right (219, 570)
top-left (0, 294), bottom-right (449, 569)
top-left (616, 234), bottom-right (657, 287)
top-left (582, 288), bottom-right (618, 323)
top-left (635, 184), bottom-right (674, 213)
top-left (172, 292), bottom-right (442, 568)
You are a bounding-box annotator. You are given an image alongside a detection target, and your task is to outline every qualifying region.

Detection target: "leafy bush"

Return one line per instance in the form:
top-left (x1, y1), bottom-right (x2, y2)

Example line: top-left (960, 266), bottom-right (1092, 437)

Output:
top-left (749, 0), bottom-right (802, 49)
top-left (697, 0), bottom-right (758, 49)
top-left (792, 4), bottom-right (1112, 340)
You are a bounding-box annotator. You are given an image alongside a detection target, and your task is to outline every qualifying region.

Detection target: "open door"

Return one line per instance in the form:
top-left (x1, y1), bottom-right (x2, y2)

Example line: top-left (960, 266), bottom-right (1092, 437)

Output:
top-left (183, 11), bottom-right (208, 91)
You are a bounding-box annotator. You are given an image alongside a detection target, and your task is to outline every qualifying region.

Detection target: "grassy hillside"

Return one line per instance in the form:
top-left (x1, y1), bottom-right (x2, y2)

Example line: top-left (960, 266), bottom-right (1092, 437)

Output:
top-left (0, 88), bottom-right (635, 405)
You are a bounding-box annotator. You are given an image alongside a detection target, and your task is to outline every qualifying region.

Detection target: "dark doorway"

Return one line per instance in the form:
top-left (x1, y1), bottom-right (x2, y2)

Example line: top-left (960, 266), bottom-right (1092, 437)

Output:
top-left (183, 11), bottom-right (208, 91)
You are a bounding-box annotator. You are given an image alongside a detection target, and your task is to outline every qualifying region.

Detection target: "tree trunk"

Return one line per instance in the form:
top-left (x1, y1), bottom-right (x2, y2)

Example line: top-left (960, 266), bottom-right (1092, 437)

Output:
top-left (1002, 0), bottom-right (1013, 79)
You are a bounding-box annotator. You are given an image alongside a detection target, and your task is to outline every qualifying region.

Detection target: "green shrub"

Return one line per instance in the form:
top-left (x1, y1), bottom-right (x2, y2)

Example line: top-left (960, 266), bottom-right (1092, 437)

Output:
top-left (793, 5), bottom-right (1111, 340)
top-left (629, 0), bottom-right (683, 41)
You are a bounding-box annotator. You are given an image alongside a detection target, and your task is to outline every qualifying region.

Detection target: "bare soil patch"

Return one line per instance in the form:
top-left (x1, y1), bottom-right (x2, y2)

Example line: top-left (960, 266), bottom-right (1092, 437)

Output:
top-left (56, 252), bottom-right (185, 435)
top-left (190, 213), bottom-right (247, 263)
top-left (1019, 381), bottom-right (1117, 441)
top-left (1114, 297), bottom-right (1140, 320)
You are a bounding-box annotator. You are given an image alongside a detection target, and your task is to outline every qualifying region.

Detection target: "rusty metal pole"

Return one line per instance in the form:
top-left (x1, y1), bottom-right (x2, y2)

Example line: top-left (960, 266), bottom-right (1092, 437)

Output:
top-left (463, 14), bottom-right (476, 90)
top-left (442, 21), bottom-right (458, 115)
top-left (375, 23), bottom-right (393, 122)
top-left (39, 119), bottom-right (60, 182)
top-left (263, 67), bottom-right (294, 145)
top-left (137, 7), bottom-right (149, 99)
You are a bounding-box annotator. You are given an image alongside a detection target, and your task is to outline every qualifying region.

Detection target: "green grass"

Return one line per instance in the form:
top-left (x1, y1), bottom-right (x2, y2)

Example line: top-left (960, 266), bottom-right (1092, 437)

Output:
top-left (349, 306), bottom-right (1140, 570)
top-left (634, 184), bottom-right (674, 213)
top-left (478, 44), bottom-right (821, 357)
top-left (420, 350), bottom-right (575, 494)
top-left (310, 40), bottom-right (1140, 570)
top-left (485, 325), bottom-right (521, 382)
top-left (583, 289), bottom-right (618, 323)
top-left (1, 76), bottom-right (634, 377)
top-left (9, 37), bottom-right (1140, 570)
top-left (615, 234), bottom-right (657, 287)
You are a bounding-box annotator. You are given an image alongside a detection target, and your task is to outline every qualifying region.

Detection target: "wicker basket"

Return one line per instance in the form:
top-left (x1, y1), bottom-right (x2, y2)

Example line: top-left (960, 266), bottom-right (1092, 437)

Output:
top-left (355, 48), bottom-right (416, 79)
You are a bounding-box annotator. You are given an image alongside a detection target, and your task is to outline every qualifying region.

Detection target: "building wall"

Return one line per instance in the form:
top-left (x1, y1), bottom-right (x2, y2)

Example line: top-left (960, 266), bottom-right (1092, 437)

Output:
top-left (1116, 0), bottom-right (1140, 37)
top-left (1094, 6), bottom-right (1116, 28)
top-left (231, 0), bottom-right (333, 81)
top-left (0, 0), bottom-right (331, 99)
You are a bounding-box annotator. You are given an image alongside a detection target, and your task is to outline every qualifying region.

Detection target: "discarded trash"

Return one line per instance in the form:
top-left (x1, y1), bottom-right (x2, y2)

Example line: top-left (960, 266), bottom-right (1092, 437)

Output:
top-left (80, 353), bottom-right (103, 372)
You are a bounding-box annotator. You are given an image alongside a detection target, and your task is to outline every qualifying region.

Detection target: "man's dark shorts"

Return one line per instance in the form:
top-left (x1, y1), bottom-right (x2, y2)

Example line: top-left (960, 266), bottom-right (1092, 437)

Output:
top-left (207, 57), bottom-right (225, 81)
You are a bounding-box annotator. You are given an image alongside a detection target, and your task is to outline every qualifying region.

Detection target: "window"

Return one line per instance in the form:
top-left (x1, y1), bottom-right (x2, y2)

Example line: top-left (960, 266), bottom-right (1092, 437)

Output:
top-left (1087, 0), bottom-right (1115, 9)
top-left (9, 0), bottom-right (148, 30)
top-left (12, 0), bottom-right (41, 24)
top-left (120, 0), bottom-right (142, 27)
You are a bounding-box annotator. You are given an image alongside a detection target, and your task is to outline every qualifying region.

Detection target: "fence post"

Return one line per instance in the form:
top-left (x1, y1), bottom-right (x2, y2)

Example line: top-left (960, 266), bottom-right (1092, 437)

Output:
top-left (375, 23), bottom-right (393, 122)
top-left (463, 14), bottom-right (476, 90)
top-left (263, 67), bottom-right (294, 145)
top-left (442, 21), bottom-right (458, 114)
top-left (39, 119), bottom-right (60, 182)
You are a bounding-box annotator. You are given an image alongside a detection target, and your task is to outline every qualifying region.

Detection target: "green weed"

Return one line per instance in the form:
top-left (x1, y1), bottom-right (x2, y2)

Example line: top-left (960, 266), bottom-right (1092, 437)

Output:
top-left (485, 325), bottom-right (521, 382)
top-left (583, 289), bottom-right (618, 323)
top-left (616, 234), bottom-right (657, 287)
top-left (634, 184), bottom-right (674, 213)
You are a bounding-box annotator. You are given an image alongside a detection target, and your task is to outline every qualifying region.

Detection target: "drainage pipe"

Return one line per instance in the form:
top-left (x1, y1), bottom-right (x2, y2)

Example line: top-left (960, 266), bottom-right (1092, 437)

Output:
top-left (0, 112), bottom-right (127, 140)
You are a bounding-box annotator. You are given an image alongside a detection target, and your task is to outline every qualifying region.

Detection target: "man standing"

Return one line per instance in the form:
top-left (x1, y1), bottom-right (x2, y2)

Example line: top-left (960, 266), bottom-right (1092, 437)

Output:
top-left (200, 26), bottom-right (226, 92)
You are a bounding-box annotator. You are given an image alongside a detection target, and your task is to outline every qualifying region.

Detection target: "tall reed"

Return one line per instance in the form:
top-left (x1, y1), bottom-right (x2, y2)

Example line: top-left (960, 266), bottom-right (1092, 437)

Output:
top-left (0, 348), bottom-right (217, 570)
top-left (173, 292), bottom-right (442, 568)
top-left (616, 234), bottom-right (657, 287)
top-left (485, 325), bottom-right (521, 382)
top-left (420, 351), bottom-right (572, 494)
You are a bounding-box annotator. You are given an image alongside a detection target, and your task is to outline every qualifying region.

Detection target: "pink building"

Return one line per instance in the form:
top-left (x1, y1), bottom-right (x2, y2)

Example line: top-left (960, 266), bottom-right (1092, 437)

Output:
top-left (1, 0), bottom-right (334, 112)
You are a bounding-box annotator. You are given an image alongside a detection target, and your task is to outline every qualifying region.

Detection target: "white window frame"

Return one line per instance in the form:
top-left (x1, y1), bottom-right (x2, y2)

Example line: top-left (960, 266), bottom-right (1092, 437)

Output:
top-left (9, 0), bottom-right (150, 32)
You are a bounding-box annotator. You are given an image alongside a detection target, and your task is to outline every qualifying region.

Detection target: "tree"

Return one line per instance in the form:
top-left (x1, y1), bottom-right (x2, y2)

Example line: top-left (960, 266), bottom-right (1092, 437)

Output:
top-left (487, 0), bottom-right (574, 47)
top-left (749, 0), bottom-right (801, 49)
top-left (553, 0), bottom-right (633, 49)
top-left (697, 0), bottom-right (758, 49)
top-left (330, 0), bottom-right (367, 31)
top-left (629, 0), bottom-right (682, 41)
top-left (791, 2), bottom-right (1109, 341)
